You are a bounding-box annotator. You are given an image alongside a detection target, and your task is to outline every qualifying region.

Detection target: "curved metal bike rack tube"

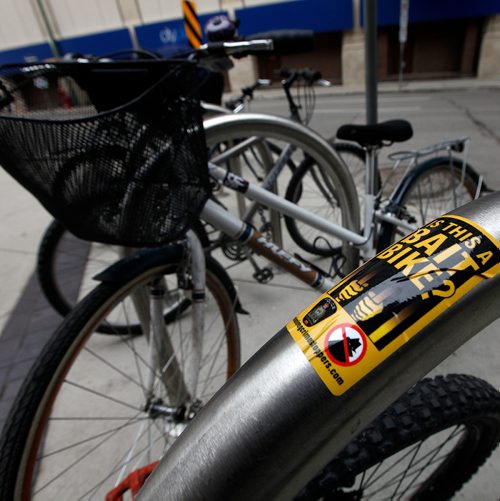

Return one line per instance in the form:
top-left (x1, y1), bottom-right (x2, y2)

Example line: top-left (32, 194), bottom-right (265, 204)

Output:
top-left (203, 113), bottom-right (362, 259)
top-left (138, 192), bottom-right (500, 500)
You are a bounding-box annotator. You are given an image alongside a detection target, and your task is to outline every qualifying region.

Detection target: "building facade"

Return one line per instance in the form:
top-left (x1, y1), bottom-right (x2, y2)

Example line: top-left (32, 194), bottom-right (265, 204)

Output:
top-left (0, 0), bottom-right (499, 90)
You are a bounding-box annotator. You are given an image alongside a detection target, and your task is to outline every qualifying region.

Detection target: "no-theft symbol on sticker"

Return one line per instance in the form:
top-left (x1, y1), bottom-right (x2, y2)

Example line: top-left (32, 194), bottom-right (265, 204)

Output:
top-left (325, 323), bottom-right (367, 367)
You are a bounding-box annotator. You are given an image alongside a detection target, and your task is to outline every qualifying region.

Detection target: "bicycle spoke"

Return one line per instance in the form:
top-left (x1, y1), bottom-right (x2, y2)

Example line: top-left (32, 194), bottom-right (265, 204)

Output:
top-left (392, 439), bottom-right (424, 498)
top-left (34, 411), bottom-right (145, 495)
top-left (39, 415), bottom-right (147, 460)
top-left (357, 425), bottom-right (465, 499)
top-left (396, 426), bottom-right (463, 497)
top-left (115, 333), bottom-right (165, 388)
top-left (115, 420), bottom-right (148, 485)
top-left (79, 430), bottom-right (166, 500)
top-left (63, 380), bottom-right (143, 412)
top-left (83, 346), bottom-right (144, 391)
top-left (198, 330), bottom-right (229, 398)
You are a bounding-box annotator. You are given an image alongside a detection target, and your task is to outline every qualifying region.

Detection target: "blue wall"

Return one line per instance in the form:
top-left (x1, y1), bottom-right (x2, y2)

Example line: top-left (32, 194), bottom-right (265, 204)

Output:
top-left (0, 42), bottom-right (53, 64)
top-left (235, 0), bottom-right (353, 35)
top-left (57, 28), bottom-right (133, 57)
top-left (0, 29), bottom-right (133, 63)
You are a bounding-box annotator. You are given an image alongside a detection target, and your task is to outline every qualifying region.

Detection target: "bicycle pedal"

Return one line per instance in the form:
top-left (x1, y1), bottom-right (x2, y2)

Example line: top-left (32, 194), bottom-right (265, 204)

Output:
top-left (253, 267), bottom-right (274, 283)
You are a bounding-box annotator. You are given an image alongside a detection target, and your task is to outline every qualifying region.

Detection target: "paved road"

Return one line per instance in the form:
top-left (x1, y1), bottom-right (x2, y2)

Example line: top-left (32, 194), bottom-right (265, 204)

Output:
top-left (1, 86), bottom-right (500, 498)
top-left (249, 87), bottom-right (500, 187)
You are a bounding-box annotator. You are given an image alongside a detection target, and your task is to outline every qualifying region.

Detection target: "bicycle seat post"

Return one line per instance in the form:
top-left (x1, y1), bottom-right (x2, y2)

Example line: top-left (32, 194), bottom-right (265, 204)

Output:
top-left (365, 145), bottom-right (379, 197)
top-left (359, 144), bottom-right (380, 253)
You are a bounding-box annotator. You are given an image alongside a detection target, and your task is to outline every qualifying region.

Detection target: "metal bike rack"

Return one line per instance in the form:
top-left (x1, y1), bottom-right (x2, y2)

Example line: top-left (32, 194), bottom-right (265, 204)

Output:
top-left (138, 192), bottom-right (500, 501)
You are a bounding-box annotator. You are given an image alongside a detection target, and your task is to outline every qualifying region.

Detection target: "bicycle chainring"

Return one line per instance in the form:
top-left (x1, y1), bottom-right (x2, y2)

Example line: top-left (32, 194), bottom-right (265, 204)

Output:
top-left (222, 240), bottom-right (247, 261)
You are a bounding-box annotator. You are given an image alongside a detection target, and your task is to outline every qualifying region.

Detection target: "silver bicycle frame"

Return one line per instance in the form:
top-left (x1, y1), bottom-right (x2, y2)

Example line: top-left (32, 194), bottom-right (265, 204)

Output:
top-left (207, 163), bottom-right (366, 247)
top-left (203, 164), bottom-right (368, 292)
top-left (138, 192), bottom-right (500, 500)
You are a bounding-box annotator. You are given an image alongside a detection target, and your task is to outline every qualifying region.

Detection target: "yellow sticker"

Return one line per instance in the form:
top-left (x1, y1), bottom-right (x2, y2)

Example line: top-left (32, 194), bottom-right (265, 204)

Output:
top-left (287, 215), bottom-right (500, 396)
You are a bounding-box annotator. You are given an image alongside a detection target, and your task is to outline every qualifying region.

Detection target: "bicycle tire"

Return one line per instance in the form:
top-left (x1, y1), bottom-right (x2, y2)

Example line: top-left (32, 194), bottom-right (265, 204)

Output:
top-left (377, 157), bottom-right (482, 251)
top-left (283, 142), bottom-right (367, 257)
top-left (297, 374), bottom-right (500, 500)
top-left (0, 245), bottom-right (240, 500)
top-left (331, 141), bottom-right (371, 194)
top-left (204, 114), bottom-right (360, 274)
top-left (36, 219), bottom-right (210, 333)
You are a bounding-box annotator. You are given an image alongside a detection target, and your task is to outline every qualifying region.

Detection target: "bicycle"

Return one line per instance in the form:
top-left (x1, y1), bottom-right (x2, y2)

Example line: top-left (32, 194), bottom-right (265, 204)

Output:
top-left (0, 46), bottom-right (495, 498)
top-left (284, 122), bottom-right (485, 257)
top-left (35, 59), bottom-right (367, 320)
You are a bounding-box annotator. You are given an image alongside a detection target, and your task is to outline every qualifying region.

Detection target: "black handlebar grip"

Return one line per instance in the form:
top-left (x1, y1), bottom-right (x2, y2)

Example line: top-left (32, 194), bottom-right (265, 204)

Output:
top-left (245, 29), bottom-right (314, 55)
top-left (203, 41), bottom-right (228, 56)
top-left (301, 68), bottom-right (322, 82)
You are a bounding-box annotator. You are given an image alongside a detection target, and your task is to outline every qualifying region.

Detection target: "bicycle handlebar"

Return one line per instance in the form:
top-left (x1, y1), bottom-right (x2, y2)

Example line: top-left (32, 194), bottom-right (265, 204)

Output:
top-left (279, 67), bottom-right (322, 83)
top-left (138, 192), bottom-right (500, 500)
top-left (196, 39), bottom-right (273, 58)
top-left (224, 79), bottom-right (271, 112)
top-left (195, 28), bottom-right (313, 60)
top-left (245, 29), bottom-right (314, 55)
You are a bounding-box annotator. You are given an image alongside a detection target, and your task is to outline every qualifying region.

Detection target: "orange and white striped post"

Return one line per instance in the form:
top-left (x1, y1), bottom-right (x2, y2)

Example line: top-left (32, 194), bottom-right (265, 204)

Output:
top-left (182, 0), bottom-right (203, 48)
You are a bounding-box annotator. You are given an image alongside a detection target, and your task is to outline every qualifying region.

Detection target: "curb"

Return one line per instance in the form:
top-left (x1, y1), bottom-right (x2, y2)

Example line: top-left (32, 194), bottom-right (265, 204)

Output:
top-left (224, 77), bottom-right (500, 100)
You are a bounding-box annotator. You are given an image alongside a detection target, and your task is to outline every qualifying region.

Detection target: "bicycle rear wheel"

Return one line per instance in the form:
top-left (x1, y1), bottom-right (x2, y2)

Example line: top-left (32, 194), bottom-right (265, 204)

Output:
top-left (298, 374), bottom-right (500, 500)
top-left (0, 246), bottom-right (240, 500)
top-left (331, 141), bottom-right (369, 194)
top-left (283, 142), bottom-right (367, 257)
top-left (377, 157), bottom-right (482, 251)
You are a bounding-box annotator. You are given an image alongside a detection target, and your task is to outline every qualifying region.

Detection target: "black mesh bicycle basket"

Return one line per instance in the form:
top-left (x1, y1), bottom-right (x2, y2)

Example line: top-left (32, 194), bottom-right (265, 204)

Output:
top-left (0, 60), bottom-right (210, 246)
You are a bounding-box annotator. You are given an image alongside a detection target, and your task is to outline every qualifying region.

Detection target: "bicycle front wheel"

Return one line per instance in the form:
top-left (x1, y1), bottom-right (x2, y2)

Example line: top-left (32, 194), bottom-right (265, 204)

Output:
top-left (377, 157), bottom-right (481, 250)
top-left (298, 374), bottom-right (500, 500)
top-left (0, 246), bottom-right (240, 500)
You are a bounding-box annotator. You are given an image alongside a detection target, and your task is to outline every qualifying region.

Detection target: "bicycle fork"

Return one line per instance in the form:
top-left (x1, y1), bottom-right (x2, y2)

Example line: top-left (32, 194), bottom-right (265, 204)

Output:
top-left (127, 231), bottom-right (206, 411)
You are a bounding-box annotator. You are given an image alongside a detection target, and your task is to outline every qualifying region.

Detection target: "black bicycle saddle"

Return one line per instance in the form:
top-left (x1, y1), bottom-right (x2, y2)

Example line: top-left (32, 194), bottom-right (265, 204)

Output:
top-left (336, 119), bottom-right (413, 147)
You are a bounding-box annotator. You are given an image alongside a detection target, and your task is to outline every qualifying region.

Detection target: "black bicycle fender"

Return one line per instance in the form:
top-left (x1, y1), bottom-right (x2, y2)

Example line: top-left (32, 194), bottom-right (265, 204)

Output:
top-left (93, 243), bottom-right (247, 314)
top-left (93, 244), bottom-right (186, 285)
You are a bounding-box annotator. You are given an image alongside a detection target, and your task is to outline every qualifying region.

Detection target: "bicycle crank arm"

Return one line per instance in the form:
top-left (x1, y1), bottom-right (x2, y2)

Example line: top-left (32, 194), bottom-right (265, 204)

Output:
top-left (139, 193), bottom-right (500, 500)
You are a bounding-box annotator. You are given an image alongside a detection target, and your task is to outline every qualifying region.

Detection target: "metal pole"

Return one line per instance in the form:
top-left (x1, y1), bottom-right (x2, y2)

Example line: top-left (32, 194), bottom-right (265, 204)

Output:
top-left (399, 0), bottom-right (410, 90)
top-left (398, 41), bottom-right (405, 89)
top-left (34, 0), bottom-right (61, 58)
top-left (364, 0), bottom-right (378, 125)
